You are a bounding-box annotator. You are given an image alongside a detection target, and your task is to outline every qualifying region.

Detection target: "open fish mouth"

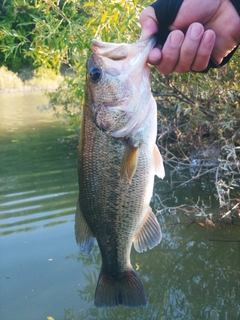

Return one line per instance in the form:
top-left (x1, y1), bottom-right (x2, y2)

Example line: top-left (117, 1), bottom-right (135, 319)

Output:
top-left (91, 36), bottom-right (156, 68)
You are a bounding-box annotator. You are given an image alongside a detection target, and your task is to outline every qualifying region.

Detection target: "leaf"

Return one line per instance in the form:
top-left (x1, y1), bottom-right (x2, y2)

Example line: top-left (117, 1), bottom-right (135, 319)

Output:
top-left (83, 2), bottom-right (95, 7)
top-left (87, 17), bottom-right (97, 26)
top-left (100, 11), bottom-right (108, 24)
top-left (184, 108), bottom-right (191, 116)
top-left (28, 14), bottom-right (44, 23)
top-left (17, 22), bottom-right (35, 26)
top-left (113, 9), bottom-right (119, 22)
top-left (197, 222), bottom-right (205, 228)
top-left (119, 25), bottom-right (126, 33)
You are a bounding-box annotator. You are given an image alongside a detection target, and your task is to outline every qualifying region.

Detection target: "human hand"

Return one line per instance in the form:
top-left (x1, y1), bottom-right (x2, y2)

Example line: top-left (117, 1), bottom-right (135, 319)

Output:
top-left (140, 0), bottom-right (240, 74)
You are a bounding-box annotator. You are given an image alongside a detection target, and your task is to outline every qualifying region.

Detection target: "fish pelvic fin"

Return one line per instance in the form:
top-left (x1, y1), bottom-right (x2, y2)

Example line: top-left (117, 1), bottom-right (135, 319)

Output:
top-left (133, 207), bottom-right (162, 253)
top-left (120, 146), bottom-right (139, 184)
top-left (154, 144), bottom-right (165, 179)
top-left (94, 267), bottom-right (147, 308)
top-left (75, 201), bottom-right (95, 253)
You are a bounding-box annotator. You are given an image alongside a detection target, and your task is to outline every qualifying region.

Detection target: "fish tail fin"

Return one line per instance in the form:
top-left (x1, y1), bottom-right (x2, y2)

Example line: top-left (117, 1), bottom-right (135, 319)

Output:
top-left (94, 267), bottom-right (147, 308)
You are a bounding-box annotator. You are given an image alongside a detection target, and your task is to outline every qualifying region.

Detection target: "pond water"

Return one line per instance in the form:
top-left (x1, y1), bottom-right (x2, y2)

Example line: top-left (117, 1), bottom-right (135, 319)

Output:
top-left (0, 92), bottom-right (239, 320)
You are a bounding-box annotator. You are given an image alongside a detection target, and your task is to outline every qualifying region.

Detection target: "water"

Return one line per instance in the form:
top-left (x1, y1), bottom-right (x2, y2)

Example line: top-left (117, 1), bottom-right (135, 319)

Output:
top-left (0, 92), bottom-right (239, 320)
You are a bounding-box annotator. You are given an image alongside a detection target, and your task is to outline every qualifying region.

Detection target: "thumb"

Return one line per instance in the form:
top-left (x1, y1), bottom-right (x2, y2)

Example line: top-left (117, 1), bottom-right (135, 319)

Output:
top-left (139, 6), bottom-right (159, 40)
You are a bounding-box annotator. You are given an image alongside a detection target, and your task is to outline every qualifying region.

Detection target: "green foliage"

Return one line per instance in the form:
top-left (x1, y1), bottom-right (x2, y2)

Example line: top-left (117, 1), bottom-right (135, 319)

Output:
top-left (0, 0), bottom-right (36, 71)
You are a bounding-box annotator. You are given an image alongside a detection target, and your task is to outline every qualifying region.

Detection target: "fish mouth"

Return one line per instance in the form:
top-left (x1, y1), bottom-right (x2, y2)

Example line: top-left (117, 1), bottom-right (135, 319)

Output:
top-left (91, 36), bottom-right (156, 67)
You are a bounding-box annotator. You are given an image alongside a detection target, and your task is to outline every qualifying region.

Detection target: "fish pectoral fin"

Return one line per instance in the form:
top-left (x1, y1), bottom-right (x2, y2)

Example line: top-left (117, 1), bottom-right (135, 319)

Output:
top-left (133, 207), bottom-right (162, 253)
top-left (75, 201), bottom-right (95, 253)
top-left (120, 146), bottom-right (139, 184)
top-left (154, 144), bottom-right (165, 179)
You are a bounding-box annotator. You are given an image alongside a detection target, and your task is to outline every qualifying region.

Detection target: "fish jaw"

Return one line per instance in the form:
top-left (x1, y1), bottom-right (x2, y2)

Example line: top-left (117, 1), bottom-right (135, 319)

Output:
top-left (91, 36), bottom-right (156, 73)
top-left (91, 36), bottom-right (156, 99)
top-left (86, 37), bottom-right (157, 139)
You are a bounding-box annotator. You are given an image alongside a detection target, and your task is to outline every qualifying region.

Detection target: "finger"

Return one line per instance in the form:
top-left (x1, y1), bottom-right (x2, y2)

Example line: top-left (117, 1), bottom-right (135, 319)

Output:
top-left (174, 23), bottom-right (204, 73)
top-left (191, 30), bottom-right (216, 71)
top-left (155, 30), bottom-right (184, 75)
top-left (139, 7), bottom-right (159, 41)
top-left (147, 46), bottom-right (162, 65)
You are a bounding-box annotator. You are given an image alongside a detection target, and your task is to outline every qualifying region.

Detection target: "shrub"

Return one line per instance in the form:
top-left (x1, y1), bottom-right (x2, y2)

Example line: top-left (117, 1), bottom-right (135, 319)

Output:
top-left (0, 66), bottom-right (23, 89)
top-left (26, 66), bottom-right (64, 88)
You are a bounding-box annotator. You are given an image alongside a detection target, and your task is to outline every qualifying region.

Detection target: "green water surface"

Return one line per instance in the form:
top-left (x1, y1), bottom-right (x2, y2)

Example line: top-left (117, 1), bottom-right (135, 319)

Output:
top-left (0, 92), bottom-right (239, 320)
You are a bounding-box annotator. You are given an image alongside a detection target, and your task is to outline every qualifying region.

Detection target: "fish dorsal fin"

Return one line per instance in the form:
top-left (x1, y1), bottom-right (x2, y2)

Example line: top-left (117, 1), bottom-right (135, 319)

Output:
top-left (154, 144), bottom-right (165, 179)
top-left (133, 207), bottom-right (162, 253)
top-left (120, 146), bottom-right (139, 184)
top-left (75, 201), bottom-right (95, 253)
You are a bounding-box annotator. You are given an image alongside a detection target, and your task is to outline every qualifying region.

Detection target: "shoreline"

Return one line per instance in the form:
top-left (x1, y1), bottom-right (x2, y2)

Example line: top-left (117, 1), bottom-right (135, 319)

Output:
top-left (0, 65), bottom-right (65, 94)
top-left (0, 85), bottom-right (59, 94)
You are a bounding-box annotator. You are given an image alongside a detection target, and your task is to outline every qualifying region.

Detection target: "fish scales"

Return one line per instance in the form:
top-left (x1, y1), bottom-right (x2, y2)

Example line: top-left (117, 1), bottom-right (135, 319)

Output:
top-left (75, 37), bottom-right (165, 308)
top-left (79, 107), bottom-right (152, 262)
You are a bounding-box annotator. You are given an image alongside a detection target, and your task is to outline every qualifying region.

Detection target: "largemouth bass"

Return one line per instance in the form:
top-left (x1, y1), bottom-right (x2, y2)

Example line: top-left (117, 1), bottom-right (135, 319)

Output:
top-left (75, 36), bottom-right (165, 308)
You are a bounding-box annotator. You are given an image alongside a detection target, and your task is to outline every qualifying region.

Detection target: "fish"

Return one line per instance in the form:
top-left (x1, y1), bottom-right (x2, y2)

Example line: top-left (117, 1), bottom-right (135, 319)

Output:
top-left (75, 36), bottom-right (165, 308)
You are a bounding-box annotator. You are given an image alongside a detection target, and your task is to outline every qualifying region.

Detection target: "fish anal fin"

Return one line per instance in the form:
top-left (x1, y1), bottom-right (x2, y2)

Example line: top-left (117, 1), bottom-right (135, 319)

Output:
top-left (75, 201), bottom-right (95, 253)
top-left (134, 207), bottom-right (162, 253)
top-left (94, 267), bottom-right (147, 308)
top-left (120, 146), bottom-right (139, 184)
top-left (154, 144), bottom-right (165, 179)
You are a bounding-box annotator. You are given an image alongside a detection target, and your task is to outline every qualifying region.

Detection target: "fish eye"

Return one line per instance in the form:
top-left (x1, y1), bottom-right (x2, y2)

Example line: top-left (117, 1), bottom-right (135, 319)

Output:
top-left (89, 67), bottom-right (102, 83)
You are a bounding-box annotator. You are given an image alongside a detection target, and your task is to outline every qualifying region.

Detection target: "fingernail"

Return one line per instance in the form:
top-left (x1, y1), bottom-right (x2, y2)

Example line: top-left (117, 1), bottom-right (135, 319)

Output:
top-left (190, 23), bottom-right (203, 40)
top-left (148, 47), bottom-right (162, 65)
top-left (203, 31), bottom-right (215, 46)
top-left (169, 31), bottom-right (184, 47)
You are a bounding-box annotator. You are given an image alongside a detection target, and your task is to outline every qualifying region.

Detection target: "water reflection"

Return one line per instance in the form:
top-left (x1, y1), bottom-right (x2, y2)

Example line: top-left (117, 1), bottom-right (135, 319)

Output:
top-left (0, 122), bottom-right (77, 236)
top-left (0, 93), bottom-right (77, 239)
top-left (71, 213), bottom-right (240, 320)
top-left (0, 91), bottom-right (53, 132)
top-left (0, 92), bottom-right (239, 320)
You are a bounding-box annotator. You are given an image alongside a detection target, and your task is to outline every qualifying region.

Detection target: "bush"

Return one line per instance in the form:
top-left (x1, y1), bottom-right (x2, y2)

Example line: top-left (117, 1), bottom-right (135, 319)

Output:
top-left (26, 66), bottom-right (64, 88)
top-left (151, 51), bottom-right (240, 220)
top-left (0, 66), bottom-right (23, 89)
